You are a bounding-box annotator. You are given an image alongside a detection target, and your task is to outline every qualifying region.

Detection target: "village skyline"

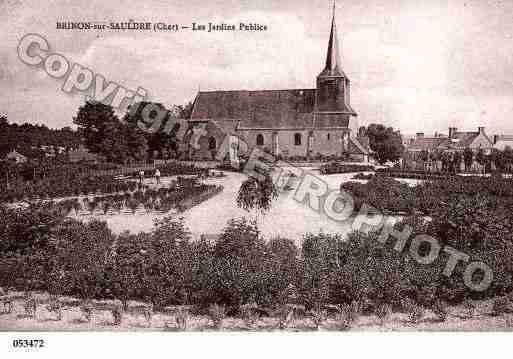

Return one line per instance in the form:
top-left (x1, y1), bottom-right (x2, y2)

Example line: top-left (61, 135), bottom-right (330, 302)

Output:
top-left (1, 0), bottom-right (513, 136)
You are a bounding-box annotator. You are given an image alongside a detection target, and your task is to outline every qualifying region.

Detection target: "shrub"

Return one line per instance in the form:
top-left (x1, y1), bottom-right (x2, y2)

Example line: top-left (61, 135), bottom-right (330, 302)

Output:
top-left (402, 298), bottom-right (424, 325)
top-left (208, 303), bottom-right (226, 329)
top-left (463, 299), bottom-right (476, 319)
top-left (352, 172), bottom-right (374, 180)
top-left (320, 162), bottom-right (374, 175)
top-left (240, 303), bottom-right (260, 328)
top-left (102, 200), bottom-right (111, 214)
top-left (127, 198), bottom-right (139, 214)
top-left (375, 302), bottom-right (392, 325)
top-left (276, 305), bottom-right (294, 329)
top-left (311, 304), bottom-right (327, 329)
top-left (341, 176), bottom-right (415, 214)
top-left (492, 297), bottom-right (511, 316)
top-left (334, 301), bottom-right (361, 329)
top-left (113, 199), bottom-right (123, 213)
top-left (86, 198), bottom-right (98, 214)
top-left (432, 299), bottom-right (449, 322)
top-left (174, 307), bottom-right (189, 330)
top-left (212, 218), bottom-right (267, 308)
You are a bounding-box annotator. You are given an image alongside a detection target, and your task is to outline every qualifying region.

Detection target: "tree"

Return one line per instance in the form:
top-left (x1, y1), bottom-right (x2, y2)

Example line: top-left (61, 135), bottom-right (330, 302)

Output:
top-left (177, 101), bottom-right (194, 119)
top-left (489, 149), bottom-right (504, 173)
top-left (73, 101), bottom-right (119, 156)
top-left (503, 147), bottom-right (513, 173)
top-left (124, 102), bottom-right (183, 160)
top-left (74, 101), bottom-right (148, 163)
top-left (236, 173), bottom-right (278, 214)
top-left (364, 124), bottom-right (404, 164)
top-left (476, 148), bottom-right (486, 173)
top-left (463, 147), bottom-right (473, 172)
top-left (453, 151), bottom-right (462, 173)
top-left (0, 113), bottom-right (7, 127)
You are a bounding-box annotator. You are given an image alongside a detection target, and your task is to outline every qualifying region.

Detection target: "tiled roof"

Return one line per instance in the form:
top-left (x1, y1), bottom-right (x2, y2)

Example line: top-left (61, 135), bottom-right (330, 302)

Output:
top-left (408, 130), bottom-right (493, 151)
top-left (443, 132), bottom-right (479, 148)
top-left (190, 90), bottom-right (354, 129)
top-left (407, 137), bottom-right (446, 151)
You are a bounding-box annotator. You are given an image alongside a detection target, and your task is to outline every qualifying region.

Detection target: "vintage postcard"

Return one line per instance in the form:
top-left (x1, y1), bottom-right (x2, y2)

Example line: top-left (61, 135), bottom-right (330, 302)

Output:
top-left (1, 0), bottom-right (513, 356)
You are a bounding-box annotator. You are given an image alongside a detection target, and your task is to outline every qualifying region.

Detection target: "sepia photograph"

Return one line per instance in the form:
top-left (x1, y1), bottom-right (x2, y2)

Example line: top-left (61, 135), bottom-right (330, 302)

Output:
top-left (1, 0), bottom-right (513, 356)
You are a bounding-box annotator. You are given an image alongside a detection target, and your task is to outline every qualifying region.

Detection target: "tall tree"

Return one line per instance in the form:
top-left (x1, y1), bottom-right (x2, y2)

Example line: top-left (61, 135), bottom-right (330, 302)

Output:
top-left (124, 102), bottom-right (181, 160)
top-left (364, 124), bottom-right (404, 164)
top-left (74, 101), bottom-right (148, 163)
top-left (73, 101), bottom-right (119, 157)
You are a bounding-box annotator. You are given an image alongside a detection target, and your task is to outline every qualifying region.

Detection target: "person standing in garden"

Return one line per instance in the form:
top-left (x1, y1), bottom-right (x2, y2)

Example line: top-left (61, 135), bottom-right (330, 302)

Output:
top-left (155, 168), bottom-right (161, 184)
top-left (139, 170), bottom-right (145, 184)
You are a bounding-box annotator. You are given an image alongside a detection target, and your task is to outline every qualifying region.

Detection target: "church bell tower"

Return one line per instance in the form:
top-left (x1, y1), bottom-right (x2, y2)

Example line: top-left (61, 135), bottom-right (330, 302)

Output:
top-left (316, 2), bottom-right (352, 113)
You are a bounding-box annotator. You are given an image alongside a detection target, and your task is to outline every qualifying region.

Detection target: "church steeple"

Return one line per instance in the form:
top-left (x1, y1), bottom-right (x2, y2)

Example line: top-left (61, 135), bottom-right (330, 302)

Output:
top-left (319, 1), bottom-right (346, 78)
top-left (315, 1), bottom-right (355, 115)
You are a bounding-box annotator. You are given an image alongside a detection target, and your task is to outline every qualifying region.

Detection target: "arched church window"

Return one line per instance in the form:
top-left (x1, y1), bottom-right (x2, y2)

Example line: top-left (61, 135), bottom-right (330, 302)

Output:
top-left (208, 136), bottom-right (217, 150)
top-left (256, 134), bottom-right (264, 146)
top-left (294, 133), bottom-right (302, 146)
top-left (327, 133), bottom-right (330, 140)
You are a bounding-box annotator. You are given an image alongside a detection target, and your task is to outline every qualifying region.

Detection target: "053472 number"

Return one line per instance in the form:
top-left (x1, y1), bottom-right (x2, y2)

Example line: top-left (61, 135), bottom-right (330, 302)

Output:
top-left (12, 339), bottom-right (44, 348)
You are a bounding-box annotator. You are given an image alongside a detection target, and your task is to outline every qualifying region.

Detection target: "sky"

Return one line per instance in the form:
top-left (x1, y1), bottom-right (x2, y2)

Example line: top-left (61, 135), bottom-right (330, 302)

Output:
top-left (1, 0), bottom-right (513, 136)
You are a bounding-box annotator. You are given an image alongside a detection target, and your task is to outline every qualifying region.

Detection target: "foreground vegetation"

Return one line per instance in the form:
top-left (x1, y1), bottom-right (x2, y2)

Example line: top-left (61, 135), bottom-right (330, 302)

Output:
top-left (341, 174), bottom-right (513, 215)
top-left (319, 163), bottom-right (374, 175)
top-left (1, 173), bottom-right (513, 329)
top-left (0, 161), bottom-right (208, 203)
top-left (1, 177), bottom-right (513, 323)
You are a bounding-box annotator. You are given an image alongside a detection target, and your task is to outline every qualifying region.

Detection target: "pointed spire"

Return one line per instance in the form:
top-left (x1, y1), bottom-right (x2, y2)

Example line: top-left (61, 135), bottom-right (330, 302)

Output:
top-left (320, 0), bottom-right (346, 77)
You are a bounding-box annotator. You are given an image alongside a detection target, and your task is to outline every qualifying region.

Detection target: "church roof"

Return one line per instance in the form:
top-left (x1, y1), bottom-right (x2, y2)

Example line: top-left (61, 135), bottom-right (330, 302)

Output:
top-left (191, 89), bottom-right (352, 129)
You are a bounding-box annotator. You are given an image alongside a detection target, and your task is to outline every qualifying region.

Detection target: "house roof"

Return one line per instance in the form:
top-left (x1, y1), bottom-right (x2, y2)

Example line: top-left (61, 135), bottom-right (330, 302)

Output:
top-left (407, 137), bottom-right (447, 151)
top-left (408, 129), bottom-right (494, 151)
top-left (441, 132), bottom-right (478, 148)
top-left (439, 131), bottom-right (493, 149)
top-left (494, 136), bottom-right (513, 150)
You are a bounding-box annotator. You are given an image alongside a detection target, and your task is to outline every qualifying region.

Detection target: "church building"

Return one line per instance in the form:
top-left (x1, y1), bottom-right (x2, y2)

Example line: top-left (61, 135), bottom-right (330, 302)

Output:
top-left (184, 6), bottom-right (369, 162)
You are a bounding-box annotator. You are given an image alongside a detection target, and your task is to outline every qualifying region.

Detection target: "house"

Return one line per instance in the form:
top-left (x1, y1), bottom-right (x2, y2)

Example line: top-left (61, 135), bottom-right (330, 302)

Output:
top-left (68, 144), bottom-right (98, 163)
top-left (183, 6), bottom-right (370, 163)
top-left (4, 149), bottom-right (27, 163)
top-left (406, 127), bottom-right (494, 158)
top-left (493, 135), bottom-right (513, 151)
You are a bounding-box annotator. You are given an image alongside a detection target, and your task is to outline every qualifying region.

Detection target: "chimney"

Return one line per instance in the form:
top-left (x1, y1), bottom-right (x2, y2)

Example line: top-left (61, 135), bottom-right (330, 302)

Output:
top-left (448, 127), bottom-right (457, 139)
top-left (478, 126), bottom-right (485, 135)
top-left (416, 132), bottom-right (424, 138)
